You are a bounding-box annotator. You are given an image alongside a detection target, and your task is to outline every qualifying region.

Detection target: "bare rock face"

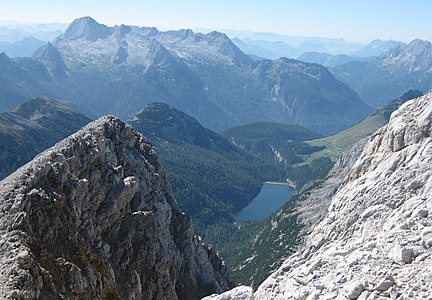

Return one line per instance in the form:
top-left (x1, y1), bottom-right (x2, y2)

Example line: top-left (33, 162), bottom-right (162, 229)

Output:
top-left (296, 137), bottom-right (368, 235)
top-left (202, 286), bottom-right (253, 300)
top-left (0, 116), bottom-right (230, 299)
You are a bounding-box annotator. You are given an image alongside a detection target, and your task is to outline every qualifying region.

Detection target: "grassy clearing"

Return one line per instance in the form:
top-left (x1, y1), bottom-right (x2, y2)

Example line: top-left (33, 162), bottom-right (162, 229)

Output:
top-left (303, 114), bottom-right (387, 163)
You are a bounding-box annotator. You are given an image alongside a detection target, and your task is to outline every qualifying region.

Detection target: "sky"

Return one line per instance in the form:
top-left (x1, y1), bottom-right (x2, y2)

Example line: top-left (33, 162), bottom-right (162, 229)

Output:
top-left (0, 0), bottom-right (431, 43)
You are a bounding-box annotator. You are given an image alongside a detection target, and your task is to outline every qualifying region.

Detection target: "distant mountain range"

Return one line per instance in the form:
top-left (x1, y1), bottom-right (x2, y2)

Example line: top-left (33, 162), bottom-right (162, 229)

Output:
top-left (230, 34), bottom-right (404, 61)
top-left (297, 52), bottom-right (373, 67)
top-left (1, 17), bottom-right (429, 132)
top-left (0, 97), bottom-right (90, 179)
top-left (1, 36), bottom-right (46, 57)
top-left (350, 39), bottom-right (406, 57)
top-left (332, 39), bottom-right (432, 107)
top-left (0, 23), bottom-right (63, 57)
top-left (0, 22), bottom-right (65, 42)
top-left (0, 16), bottom-right (371, 135)
top-left (231, 38), bottom-right (302, 60)
top-left (207, 29), bottom-right (364, 54)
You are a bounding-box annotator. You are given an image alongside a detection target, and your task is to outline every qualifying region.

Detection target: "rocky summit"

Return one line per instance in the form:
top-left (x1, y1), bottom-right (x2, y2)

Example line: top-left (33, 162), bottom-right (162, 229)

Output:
top-left (205, 92), bottom-right (432, 299)
top-left (0, 116), bottom-right (230, 299)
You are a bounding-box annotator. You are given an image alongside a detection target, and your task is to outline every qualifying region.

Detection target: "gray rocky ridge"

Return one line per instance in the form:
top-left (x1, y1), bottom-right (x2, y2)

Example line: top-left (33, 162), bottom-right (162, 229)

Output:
top-left (205, 92), bottom-right (432, 299)
top-left (295, 137), bottom-right (368, 237)
top-left (0, 116), bottom-right (230, 299)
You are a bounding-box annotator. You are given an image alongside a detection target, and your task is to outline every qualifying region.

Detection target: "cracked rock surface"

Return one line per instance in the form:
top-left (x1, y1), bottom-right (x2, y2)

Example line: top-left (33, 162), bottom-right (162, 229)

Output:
top-left (0, 116), bottom-right (230, 300)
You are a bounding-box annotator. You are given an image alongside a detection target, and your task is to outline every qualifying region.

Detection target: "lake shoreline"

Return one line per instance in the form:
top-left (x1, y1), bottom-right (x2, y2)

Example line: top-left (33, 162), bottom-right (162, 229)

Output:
top-left (265, 180), bottom-right (296, 191)
top-left (264, 181), bottom-right (292, 186)
top-left (236, 183), bottom-right (293, 223)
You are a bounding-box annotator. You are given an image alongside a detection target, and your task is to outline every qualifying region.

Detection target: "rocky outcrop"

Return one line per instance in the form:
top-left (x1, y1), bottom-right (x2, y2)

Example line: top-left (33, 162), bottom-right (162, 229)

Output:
top-left (0, 116), bottom-right (230, 299)
top-left (202, 286), bottom-right (253, 300)
top-left (206, 92), bottom-right (432, 299)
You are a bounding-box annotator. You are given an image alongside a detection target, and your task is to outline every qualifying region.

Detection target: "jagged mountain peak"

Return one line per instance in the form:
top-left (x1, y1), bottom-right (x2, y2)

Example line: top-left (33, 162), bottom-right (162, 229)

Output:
top-left (381, 38), bottom-right (432, 58)
top-left (407, 38), bottom-right (432, 49)
top-left (206, 30), bottom-right (231, 41)
top-left (0, 115), bottom-right (230, 299)
top-left (113, 24), bottom-right (132, 37)
top-left (205, 31), bottom-right (253, 66)
top-left (32, 42), bottom-right (68, 79)
top-left (146, 39), bottom-right (178, 65)
top-left (348, 39), bottom-right (405, 57)
top-left (174, 28), bottom-right (195, 39)
top-left (332, 38), bottom-right (432, 108)
top-left (32, 42), bottom-right (59, 58)
top-left (155, 28), bottom-right (253, 66)
top-left (378, 38), bottom-right (432, 72)
top-left (0, 51), bottom-right (12, 62)
top-left (60, 16), bottom-right (112, 41)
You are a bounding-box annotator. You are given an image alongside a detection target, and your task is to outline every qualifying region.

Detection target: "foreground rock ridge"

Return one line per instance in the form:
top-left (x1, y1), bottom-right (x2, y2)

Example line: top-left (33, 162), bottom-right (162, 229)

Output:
top-left (208, 92), bottom-right (432, 299)
top-left (0, 116), bottom-right (230, 299)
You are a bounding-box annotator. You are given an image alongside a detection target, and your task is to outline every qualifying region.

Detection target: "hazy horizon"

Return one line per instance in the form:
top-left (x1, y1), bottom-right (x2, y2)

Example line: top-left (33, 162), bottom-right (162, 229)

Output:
top-left (0, 0), bottom-right (431, 43)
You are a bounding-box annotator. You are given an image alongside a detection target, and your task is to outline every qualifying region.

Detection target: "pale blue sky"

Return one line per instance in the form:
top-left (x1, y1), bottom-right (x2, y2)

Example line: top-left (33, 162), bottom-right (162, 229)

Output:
top-left (1, 0), bottom-right (430, 42)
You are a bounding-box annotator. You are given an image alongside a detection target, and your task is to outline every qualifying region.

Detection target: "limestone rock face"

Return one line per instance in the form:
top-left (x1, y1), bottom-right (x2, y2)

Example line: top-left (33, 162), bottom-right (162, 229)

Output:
top-left (202, 286), bottom-right (253, 300)
top-left (0, 116), bottom-right (230, 299)
top-left (296, 137), bottom-right (368, 235)
top-left (255, 92), bottom-right (432, 299)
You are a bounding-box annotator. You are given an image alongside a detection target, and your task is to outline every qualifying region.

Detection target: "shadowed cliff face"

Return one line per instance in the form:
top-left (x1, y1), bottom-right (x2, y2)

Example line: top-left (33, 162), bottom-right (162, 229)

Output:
top-left (0, 116), bottom-right (230, 300)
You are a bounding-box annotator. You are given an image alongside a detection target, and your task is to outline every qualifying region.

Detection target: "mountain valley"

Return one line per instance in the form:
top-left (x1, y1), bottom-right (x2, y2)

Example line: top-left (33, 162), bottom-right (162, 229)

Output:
top-left (205, 87), bottom-right (432, 300)
top-left (128, 102), bottom-right (288, 232)
top-left (0, 12), bottom-right (431, 300)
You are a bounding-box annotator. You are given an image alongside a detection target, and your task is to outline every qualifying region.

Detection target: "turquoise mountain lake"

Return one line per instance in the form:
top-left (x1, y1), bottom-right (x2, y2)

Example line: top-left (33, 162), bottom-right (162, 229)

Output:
top-left (236, 182), bottom-right (293, 223)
